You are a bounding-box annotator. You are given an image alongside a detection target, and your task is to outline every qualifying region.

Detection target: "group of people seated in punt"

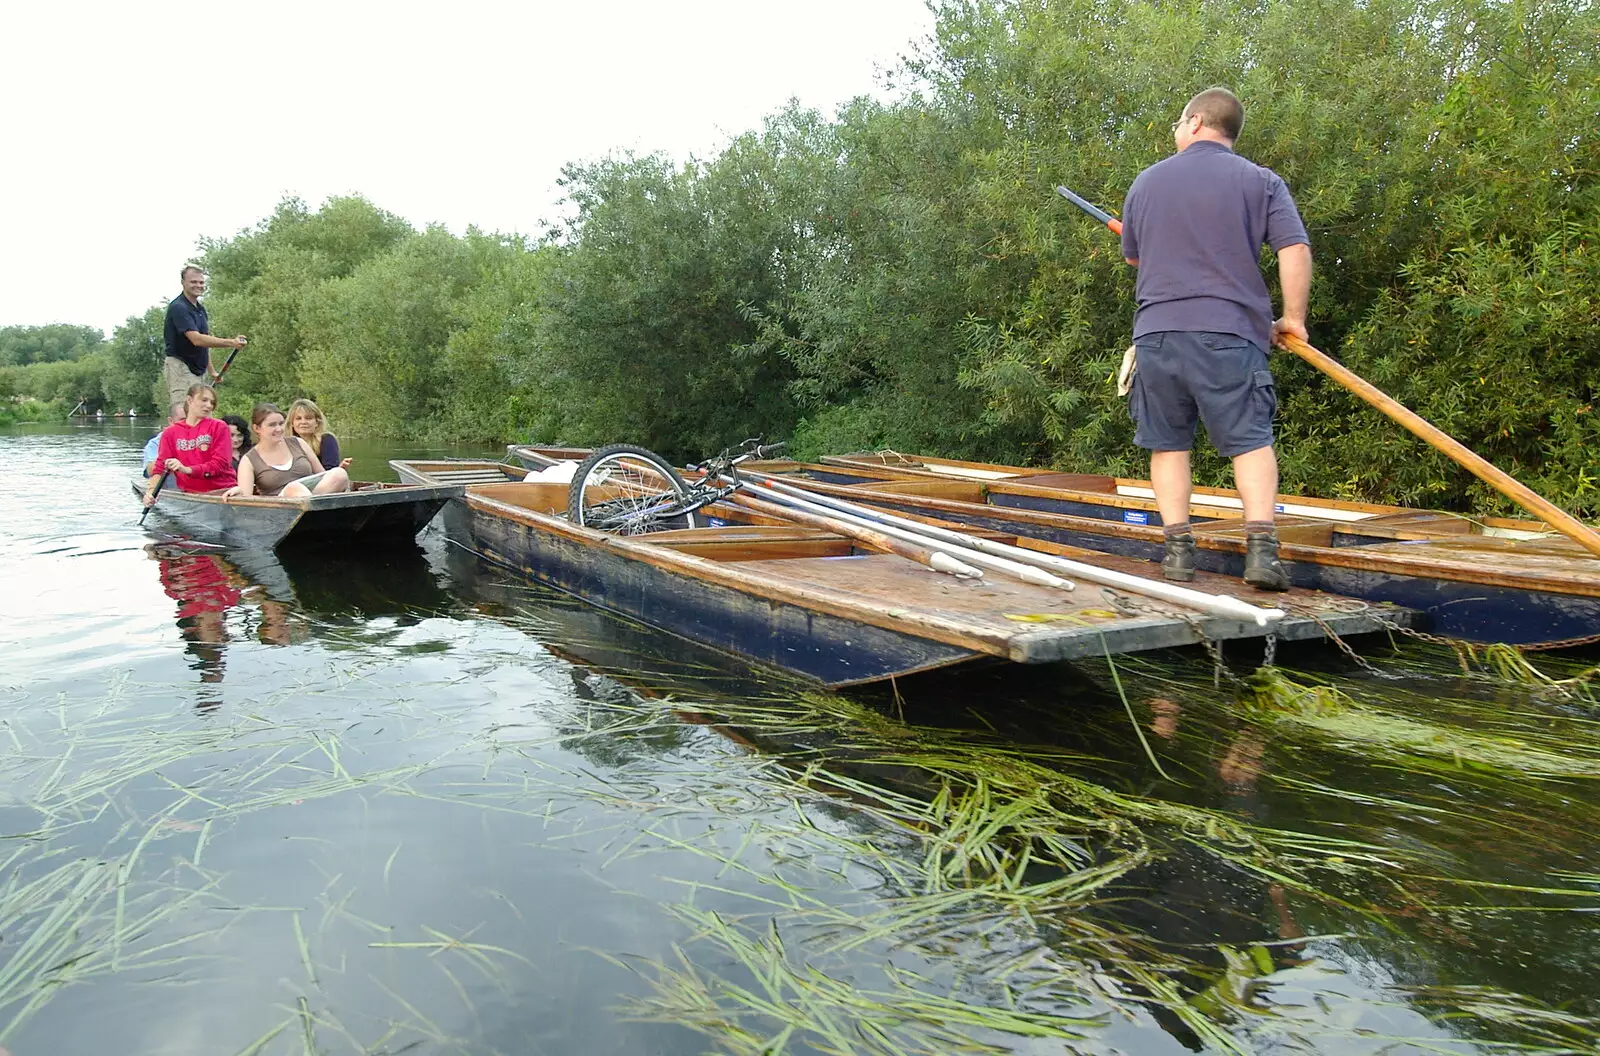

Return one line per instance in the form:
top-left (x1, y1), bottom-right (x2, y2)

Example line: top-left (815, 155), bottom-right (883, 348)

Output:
top-left (141, 383), bottom-right (354, 506)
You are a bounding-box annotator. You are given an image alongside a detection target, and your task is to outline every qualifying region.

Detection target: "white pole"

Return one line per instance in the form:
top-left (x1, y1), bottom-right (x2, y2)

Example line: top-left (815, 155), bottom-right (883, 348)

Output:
top-left (746, 473), bottom-right (1285, 626)
top-left (737, 477), bottom-right (1076, 591)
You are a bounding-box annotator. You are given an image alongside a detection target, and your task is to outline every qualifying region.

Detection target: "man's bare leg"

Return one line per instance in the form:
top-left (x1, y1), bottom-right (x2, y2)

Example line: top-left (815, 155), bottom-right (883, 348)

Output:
top-left (1151, 449), bottom-right (1196, 580)
top-left (1150, 449), bottom-right (1193, 526)
top-left (1232, 445), bottom-right (1278, 523)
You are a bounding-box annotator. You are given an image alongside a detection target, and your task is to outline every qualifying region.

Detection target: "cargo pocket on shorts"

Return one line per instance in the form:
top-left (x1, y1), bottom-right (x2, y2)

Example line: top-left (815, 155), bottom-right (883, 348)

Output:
top-left (1251, 369), bottom-right (1277, 420)
top-left (1128, 371), bottom-right (1146, 425)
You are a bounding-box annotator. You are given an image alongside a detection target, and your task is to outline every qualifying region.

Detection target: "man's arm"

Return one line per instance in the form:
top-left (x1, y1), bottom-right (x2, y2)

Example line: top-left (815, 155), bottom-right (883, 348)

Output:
top-left (1272, 242), bottom-right (1312, 345)
top-left (182, 331), bottom-right (246, 350)
top-left (1120, 184), bottom-right (1140, 268)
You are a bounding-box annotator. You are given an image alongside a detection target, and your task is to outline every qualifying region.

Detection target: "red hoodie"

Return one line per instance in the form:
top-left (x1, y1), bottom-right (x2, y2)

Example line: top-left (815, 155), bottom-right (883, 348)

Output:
top-left (155, 418), bottom-right (237, 492)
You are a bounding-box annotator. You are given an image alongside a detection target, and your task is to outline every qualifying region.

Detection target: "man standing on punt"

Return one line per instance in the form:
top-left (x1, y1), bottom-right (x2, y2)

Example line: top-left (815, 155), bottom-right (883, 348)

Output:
top-left (1120, 87), bottom-right (1312, 591)
top-left (163, 265), bottom-right (246, 408)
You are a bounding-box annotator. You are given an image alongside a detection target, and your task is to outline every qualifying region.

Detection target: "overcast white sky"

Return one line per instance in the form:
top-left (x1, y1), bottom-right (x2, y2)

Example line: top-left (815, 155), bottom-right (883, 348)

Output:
top-left (0, 1), bottom-right (935, 336)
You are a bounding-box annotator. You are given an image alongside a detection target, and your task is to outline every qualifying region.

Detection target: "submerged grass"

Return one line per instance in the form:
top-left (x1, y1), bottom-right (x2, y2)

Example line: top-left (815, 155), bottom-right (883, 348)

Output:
top-left (1238, 667), bottom-right (1600, 779)
top-left (6, 587), bottom-right (1600, 1054)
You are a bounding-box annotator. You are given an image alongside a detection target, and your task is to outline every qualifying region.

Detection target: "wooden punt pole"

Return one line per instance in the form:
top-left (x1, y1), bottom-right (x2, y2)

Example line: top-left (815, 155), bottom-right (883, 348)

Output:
top-left (1277, 334), bottom-right (1600, 560)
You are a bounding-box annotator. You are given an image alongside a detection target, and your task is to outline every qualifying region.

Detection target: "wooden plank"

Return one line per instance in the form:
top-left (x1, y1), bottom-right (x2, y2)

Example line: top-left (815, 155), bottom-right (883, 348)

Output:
top-left (1008, 471), bottom-right (1119, 493)
top-left (781, 474), bottom-right (1600, 597)
top-left (842, 479), bottom-right (988, 501)
top-left (821, 451), bottom-right (1552, 532)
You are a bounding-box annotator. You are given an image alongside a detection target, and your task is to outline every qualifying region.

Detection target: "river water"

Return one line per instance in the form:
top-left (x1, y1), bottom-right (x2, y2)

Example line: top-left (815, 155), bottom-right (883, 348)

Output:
top-left (3, 421), bottom-right (1598, 1055)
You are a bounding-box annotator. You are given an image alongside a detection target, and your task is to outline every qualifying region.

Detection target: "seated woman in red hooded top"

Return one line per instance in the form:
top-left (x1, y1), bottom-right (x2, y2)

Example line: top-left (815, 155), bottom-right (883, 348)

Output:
top-left (141, 383), bottom-right (236, 508)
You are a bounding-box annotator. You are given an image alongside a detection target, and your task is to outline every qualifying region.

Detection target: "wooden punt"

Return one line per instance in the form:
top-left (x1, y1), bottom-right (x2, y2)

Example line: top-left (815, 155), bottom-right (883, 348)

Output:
top-left (392, 458), bottom-right (529, 488)
top-left (506, 445), bottom-right (593, 470)
top-left (133, 477), bottom-right (463, 550)
top-left (390, 463), bottom-right (1408, 687)
top-left (763, 453), bottom-right (1600, 648)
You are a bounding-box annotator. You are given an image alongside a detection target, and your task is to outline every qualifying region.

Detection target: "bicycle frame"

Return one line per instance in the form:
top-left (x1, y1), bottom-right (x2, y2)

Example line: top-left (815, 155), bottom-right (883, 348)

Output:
top-left (581, 439), bottom-right (785, 534)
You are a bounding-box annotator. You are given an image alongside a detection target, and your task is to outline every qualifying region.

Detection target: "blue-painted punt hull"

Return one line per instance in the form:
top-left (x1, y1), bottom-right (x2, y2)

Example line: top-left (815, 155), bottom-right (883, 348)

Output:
top-left (462, 496), bottom-right (979, 688)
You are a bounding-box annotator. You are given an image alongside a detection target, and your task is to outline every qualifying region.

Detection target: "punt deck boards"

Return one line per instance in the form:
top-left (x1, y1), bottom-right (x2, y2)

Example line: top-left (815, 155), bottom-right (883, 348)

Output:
top-left (388, 465), bottom-right (1412, 684)
top-left (763, 471), bottom-right (1600, 646)
top-left (818, 451), bottom-right (1551, 537)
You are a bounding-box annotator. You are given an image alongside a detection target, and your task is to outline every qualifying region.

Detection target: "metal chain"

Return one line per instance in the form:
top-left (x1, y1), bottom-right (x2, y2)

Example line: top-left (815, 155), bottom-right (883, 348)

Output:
top-left (1304, 611), bottom-right (1399, 680)
top-left (1100, 588), bottom-right (1247, 686)
top-left (1518, 630), bottom-right (1600, 653)
top-left (1363, 611), bottom-right (1480, 673)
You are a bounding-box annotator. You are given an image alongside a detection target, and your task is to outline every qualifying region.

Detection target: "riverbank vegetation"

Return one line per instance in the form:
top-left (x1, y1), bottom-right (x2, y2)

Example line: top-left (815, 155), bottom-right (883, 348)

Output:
top-left (18, 0), bottom-right (1597, 516)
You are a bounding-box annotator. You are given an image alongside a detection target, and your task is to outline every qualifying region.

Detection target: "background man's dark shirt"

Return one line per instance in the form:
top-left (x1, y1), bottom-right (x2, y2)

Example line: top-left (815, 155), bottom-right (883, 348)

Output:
top-left (1121, 141), bottom-right (1308, 351)
top-left (164, 294), bottom-right (210, 376)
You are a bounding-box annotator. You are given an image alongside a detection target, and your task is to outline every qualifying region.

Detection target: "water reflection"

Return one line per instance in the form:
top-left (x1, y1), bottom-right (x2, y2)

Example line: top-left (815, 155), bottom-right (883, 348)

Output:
top-left (147, 545), bottom-right (243, 708)
top-left (142, 540), bottom-right (453, 709)
top-left (5, 423), bottom-right (1600, 1055)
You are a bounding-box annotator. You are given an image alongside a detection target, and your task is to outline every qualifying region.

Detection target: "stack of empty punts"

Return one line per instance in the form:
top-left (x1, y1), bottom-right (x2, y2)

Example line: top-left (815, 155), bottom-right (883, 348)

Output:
top-left (393, 448), bottom-right (1407, 687)
top-left (758, 452), bottom-right (1600, 648)
top-left (489, 443), bottom-right (1600, 649)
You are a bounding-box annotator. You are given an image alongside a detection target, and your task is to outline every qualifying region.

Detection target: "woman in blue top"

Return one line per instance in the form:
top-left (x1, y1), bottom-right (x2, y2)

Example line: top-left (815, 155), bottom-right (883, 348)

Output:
top-left (288, 399), bottom-right (352, 475)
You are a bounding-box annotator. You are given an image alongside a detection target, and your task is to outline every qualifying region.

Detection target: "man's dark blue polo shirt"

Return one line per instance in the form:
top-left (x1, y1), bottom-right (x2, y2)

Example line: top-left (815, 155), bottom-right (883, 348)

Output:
top-left (1121, 141), bottom-right (1308, 351)
top-left (163, 294), bottom-right (210, 376)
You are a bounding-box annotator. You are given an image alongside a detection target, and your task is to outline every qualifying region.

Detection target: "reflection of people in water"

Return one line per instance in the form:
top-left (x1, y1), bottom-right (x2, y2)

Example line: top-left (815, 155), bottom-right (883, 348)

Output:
top-left (153, 548), bottom-right (241, 709)
top-left (257, 598), bottom-right (294, 646)
top-left (1089, 696), bottom-right (1307, 1046)
top-left (1145, 696), bottom-right (1300, 940)
top-left (147, 547), bottom-right (307, 707)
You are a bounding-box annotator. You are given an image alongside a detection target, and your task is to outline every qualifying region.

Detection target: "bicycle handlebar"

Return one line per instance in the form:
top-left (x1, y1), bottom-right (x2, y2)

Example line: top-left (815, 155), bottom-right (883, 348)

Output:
top-left (752, 442), bottom-right (787, 460)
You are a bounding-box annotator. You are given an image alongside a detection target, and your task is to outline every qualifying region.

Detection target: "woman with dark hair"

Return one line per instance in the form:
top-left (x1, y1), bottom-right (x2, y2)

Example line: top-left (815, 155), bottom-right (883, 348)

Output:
top-left (142, 383), bottom-right (236, 507)
top-left (219, 414), bottom-right (252, 468)
top-left (225, 402), bottom-right (351, 499)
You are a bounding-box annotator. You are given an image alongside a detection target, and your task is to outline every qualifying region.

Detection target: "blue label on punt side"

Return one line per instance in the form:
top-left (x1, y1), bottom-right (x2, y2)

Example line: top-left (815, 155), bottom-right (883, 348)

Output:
top-left (1275, 504), bottom-right (1286, 512)
top-left (706, 517), bottom-right (727, 527)
top-left (1123, 510), bottom-right (1149, 525)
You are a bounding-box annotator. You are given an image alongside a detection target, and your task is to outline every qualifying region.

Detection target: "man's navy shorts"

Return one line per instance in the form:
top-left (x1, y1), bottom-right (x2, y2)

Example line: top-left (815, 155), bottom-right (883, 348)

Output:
top-left (1128, 330), bottom-right (1276, 457)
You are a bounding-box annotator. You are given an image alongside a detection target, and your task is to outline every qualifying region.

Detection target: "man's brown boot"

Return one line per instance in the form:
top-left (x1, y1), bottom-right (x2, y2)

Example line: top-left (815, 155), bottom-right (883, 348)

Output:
top-left (1161, 532), bottom-right (1196, 582)
top-left (1243, 531), bottom-right (1289, 591)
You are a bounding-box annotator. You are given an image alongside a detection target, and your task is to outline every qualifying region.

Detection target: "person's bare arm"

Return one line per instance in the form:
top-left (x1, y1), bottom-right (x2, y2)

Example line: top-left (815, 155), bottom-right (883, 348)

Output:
top-left (1272, 242), bottom-right (1312, 345)
top-left (226, 457), bottom-right (256, 498)
top-left (182, 331), bottom-right (247, 350)
top-left (298, 437), bottom-right (325, 474)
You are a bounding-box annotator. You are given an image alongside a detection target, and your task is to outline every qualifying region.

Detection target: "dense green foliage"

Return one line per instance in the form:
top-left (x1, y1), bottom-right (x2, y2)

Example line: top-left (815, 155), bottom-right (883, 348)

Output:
top-left (0, 324), bottom-right (118, 418)
top-left (0, 316), bottom-right (172, 417)
top-left (0, 325), bottom-right (104, 367)
top-left (12, 0), bottom-right (1595, 514)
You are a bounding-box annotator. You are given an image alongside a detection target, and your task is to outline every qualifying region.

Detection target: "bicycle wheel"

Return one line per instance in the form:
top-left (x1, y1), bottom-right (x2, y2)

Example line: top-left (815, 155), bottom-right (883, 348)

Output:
top-left (566, 444), bottom-right (699, 534)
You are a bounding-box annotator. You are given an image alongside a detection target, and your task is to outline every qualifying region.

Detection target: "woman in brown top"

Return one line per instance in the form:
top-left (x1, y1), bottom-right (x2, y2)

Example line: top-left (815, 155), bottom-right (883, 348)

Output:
top-left (224, 402), bottom-right (352, 498)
